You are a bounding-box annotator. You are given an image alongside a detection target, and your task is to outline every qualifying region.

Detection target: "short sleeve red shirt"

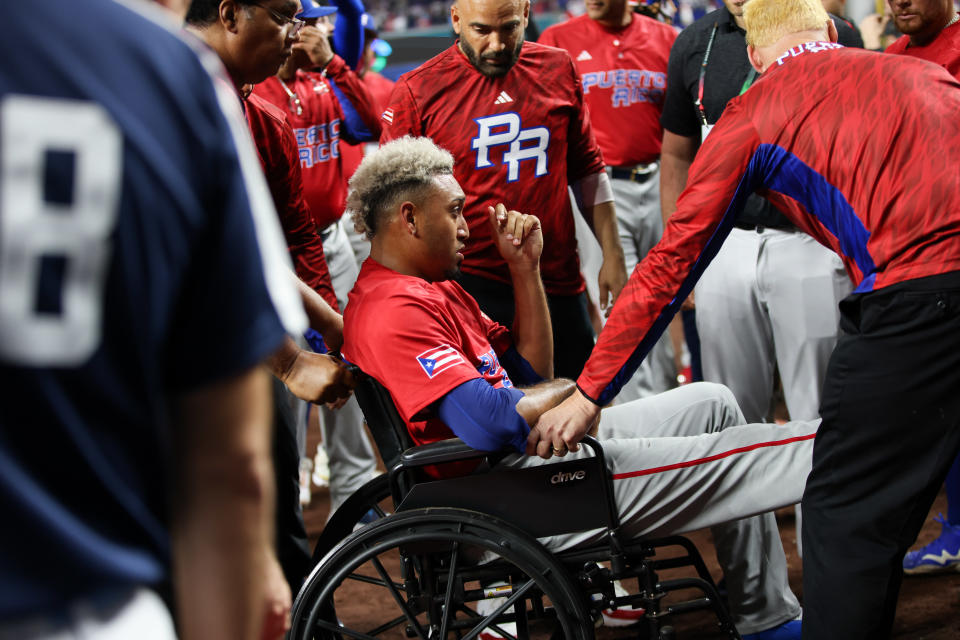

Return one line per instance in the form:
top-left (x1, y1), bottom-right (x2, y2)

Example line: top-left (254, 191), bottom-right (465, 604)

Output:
top-left (342, 259), bottom-right (514, 447)
top-left (381, 42), bottom-right (606, 296)
top-left (539, 14), bottom-right (676, 166)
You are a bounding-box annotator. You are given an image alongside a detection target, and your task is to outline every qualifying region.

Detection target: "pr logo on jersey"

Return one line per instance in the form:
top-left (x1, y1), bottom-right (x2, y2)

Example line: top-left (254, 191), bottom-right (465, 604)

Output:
top-left (381, 108), bottom-right (394, 124)
top-left (494, 91), bottom-right (514, 105)
top-left (477, 348), bottom-right (513, 388)
top-left (576, 50), bottom-right (592, 62)
top-left (417, 344), bottom-right (464, 378)
top-left (470, 112), bottom-right (550, 183)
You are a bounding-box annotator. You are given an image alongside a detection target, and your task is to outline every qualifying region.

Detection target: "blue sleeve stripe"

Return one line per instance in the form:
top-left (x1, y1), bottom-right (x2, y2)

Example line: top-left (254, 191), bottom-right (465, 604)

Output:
top-left (754, 143), bottom-right (876, 292)
top-left (329, 78), bottom-right (373, 143)
top-left (594, 157), bottom-right (762, 406)
top-left (331, 0), bottom-right (365, 69)
top-left (436, 379), bottom-right (529, 452)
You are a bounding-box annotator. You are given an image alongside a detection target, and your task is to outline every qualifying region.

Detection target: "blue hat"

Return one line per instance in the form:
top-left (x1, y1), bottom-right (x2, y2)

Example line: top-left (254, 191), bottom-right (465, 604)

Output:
top-left (298, 0), bottom-right (338, 19)
top-left (371, 38), bottom-right (392, 57)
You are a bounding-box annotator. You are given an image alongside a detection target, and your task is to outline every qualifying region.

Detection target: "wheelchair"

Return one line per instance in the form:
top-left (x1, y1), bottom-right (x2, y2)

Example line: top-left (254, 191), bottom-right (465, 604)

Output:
top-left (290, 369), bottom-right (741, 640)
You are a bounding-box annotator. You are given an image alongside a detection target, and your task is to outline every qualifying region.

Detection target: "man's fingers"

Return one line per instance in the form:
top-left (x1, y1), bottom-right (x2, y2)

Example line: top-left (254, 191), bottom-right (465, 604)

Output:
top-left (509, 212), bottom-right (526, 244)
top-left (522, 214), bottom-right (539, 237)
top-left (536, 439), bottom-right (553, 460)
top-left (339, 364), bottom-right (357, 389)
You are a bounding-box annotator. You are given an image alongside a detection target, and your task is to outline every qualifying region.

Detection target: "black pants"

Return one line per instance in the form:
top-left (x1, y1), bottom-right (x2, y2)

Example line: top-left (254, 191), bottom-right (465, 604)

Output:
top-left (455, 271), bottom-right (595, 379)
top-left (272, 377), bottom-right (312, 593)
top-left (801, 272), bottom-right (960, 639)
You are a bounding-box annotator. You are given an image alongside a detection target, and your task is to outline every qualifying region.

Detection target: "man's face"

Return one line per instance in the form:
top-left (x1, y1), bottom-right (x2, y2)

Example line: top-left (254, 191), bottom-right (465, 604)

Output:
top-left (888, 0), bottom-right (953, 39)
top-left (452, 0), bottom-right (528, 77)
top-left (585, 0), bottom-right (629, 25)
top-left (723, 0), bottom-right (750, 18)
top-left (415, 174), bottom-right (469, 282)
top-left (235, 0), bottom-right (302, 84)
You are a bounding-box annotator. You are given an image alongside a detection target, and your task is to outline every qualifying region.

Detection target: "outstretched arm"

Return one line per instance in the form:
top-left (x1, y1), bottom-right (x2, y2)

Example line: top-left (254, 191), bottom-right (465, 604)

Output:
top-left (264, 336), bottom-right (355, 405)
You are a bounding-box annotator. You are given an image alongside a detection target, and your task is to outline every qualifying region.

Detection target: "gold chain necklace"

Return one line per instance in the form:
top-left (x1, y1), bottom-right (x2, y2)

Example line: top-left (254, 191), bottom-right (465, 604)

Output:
top-left (276, 76), bottom-right (302, 116)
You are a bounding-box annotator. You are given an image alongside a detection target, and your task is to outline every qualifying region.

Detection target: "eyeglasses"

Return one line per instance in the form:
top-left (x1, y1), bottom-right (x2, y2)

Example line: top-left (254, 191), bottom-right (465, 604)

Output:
top-left (249, 2), bottom-right (305, 36)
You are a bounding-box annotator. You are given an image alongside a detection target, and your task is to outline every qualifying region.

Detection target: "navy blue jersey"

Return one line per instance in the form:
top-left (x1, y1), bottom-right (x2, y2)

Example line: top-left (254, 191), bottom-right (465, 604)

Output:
top-left (0, 0), bottom-right (301, 618)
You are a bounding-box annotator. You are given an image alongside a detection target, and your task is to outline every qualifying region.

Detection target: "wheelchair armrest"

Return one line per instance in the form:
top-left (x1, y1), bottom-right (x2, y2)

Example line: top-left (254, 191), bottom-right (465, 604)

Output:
top-left (399, 438), bottom-right (501, 467)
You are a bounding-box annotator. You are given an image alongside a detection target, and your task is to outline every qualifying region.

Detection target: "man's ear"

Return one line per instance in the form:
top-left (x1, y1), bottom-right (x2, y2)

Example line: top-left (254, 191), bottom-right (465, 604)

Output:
top-left (400, 201), bottom-right (418, 236)
top-left (522, 0), bottom-right (530, 28)
top-left (827, 19), bottom-right (839, 43)
top-left (747, 44), bottom-right (765, 74)
top-left (220, 0), bottom-right (240, 32)
top-left (451, 3), bottom-right (462, 35)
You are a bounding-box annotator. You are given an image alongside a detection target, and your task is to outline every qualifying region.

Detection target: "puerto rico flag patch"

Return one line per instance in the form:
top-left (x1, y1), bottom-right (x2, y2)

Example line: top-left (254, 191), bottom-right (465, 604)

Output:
top-left (417, 344), bottom-right (464, 378)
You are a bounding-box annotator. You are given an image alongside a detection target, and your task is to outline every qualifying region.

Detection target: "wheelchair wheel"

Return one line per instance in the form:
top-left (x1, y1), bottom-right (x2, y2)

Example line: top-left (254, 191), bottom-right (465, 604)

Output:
top-left (311, 474), bottom-right (393, 564)
top-left (291, 507), bottom-right (594, 640)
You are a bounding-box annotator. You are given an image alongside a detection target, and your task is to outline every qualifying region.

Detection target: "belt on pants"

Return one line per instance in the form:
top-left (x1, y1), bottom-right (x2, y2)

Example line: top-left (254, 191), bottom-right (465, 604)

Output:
top-left (608, 161), bottom-right (659, 184)
top-left (732, 221), bottom-right (797, 233)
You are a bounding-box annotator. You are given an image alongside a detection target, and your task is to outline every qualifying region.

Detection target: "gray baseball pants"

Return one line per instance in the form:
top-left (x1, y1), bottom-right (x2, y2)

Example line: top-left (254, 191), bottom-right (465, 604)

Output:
top-left (694, 227), bottom-right (850, 555)
top-left (501, 383), bottom-right (815, 635)
top-left (608, 166), bottom-right (677, 402)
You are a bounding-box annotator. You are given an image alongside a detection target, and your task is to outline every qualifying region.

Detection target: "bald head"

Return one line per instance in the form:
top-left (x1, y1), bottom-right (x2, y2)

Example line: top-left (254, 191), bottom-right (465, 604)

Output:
top-left (452, 0), bottom-right (529, 77)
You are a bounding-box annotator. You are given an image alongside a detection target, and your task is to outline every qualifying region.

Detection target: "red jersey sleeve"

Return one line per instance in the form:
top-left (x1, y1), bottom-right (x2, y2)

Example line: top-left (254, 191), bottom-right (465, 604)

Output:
top-left (245, 95), bottom-right (338, 309)
top-left (379, 77), bottom-right (423, 142)
top-left (325, 54), bottom-right (383, 140)
top-left (578, 109), bottom-right (761, 404)
top-left (360, 294), bottom-right (485, 423)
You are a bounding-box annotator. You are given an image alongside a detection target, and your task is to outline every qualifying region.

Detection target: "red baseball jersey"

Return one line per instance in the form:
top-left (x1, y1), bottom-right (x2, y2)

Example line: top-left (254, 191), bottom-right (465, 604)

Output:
top-left (252, 55), bottom-right (381, 230)
top-left (343, 258), bottom-right (514, 449)
top-left (245, 93), bottom-right (337, 308)
top-left (381, 42), bottom-right (606, 296)
top-left (579, 44), bottom-right (960, 404)
top-left (886, 20), bottom-right (960, 80)
top-left (339, 70), bottom-right (396, 179)
top-left (539, 13), bottom-right (676, 166)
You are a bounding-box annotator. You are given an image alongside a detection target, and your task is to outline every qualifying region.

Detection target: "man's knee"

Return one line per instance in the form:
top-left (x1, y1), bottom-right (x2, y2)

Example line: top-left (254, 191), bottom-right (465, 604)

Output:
top-left (690, 381), bottom-right (746, 431)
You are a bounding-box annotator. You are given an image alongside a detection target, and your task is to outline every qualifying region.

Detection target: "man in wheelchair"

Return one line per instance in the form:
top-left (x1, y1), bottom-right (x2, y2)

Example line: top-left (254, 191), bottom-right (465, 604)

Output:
top-left (340, 136), bottom-right (816, 640)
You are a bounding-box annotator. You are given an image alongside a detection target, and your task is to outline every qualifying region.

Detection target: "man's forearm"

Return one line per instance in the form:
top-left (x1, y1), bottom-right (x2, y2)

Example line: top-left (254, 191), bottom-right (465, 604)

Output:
top-left (170, 367), bottom-right (275, 640)
top-left (296, 275), bottom-right (344, 351)
top-left (586, 199), bottom-right (628, 309)
top-left (587, 200), bottom-right (625, 266)
top-left (510, 264), bottom-right (553, 379)
top-left (515, 378), bottom-right (578, 427)
top-left (660, 130), bottom-right (698, 226)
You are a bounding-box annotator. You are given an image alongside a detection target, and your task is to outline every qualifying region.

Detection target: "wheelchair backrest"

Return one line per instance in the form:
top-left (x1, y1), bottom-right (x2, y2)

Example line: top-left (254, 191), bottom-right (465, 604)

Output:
top-left (351, 367), bottom-right (415, 470)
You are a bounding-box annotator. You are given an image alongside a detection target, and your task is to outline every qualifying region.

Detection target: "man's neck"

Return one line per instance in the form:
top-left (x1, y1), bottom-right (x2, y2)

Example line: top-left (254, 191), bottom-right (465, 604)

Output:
top-left (369, 244), bottom-right (425, 280)
top-left (277, 61), bottom-right (297, 82)
top-left (910, 12), bottom-right (958, 47)
top-left (594, 6), bottom-right (632, 29)
top-left (724, 6), bottom-right (746, 30)
top-left (187, 25), bottom-right (246, 92)
top-left (758, 31), bottom-right (829, 72)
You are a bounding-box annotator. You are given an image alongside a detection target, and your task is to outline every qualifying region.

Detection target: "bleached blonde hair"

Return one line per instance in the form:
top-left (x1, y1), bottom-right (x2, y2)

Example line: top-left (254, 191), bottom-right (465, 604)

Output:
top-left (743, 0), bottom-right (830, 47)
top-left (346, 136), bottom-right (455, 239)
